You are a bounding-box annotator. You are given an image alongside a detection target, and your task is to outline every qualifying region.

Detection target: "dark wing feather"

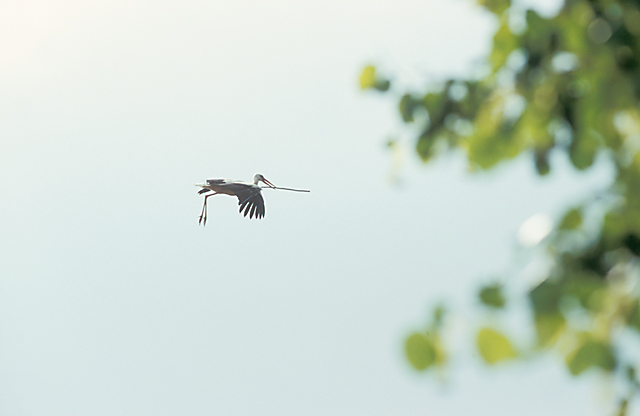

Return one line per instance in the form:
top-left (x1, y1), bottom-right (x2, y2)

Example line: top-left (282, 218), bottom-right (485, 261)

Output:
top-left (255, 192), bottom-right (265, 219)
top-left (243, 201), bottom-right (252, 217)
top-left (236, 188), bottom-right (265, 220)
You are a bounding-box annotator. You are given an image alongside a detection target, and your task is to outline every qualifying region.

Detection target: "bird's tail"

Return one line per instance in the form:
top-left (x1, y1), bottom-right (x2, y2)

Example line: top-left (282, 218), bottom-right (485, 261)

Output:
top-left (195, 184), bottom-right (210, 194)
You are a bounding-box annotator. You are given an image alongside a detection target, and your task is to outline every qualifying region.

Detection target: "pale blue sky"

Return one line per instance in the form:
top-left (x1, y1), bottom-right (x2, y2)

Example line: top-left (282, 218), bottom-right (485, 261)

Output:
top-left (0, 0), bottom-right (622, 415)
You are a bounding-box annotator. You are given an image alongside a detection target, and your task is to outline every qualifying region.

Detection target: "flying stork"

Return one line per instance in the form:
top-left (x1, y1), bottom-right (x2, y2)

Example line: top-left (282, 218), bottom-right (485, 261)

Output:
top-left (196, 174), bottom-right (275, 225)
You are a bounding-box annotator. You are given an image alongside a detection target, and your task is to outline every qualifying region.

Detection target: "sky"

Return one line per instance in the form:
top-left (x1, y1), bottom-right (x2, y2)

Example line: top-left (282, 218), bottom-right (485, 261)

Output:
top-left (0, 0), bottom-right (625, 415)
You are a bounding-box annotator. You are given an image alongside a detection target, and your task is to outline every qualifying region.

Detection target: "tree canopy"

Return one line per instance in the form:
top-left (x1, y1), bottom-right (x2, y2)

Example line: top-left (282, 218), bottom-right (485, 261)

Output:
top-left (362, 0), bottom-right (640, 413)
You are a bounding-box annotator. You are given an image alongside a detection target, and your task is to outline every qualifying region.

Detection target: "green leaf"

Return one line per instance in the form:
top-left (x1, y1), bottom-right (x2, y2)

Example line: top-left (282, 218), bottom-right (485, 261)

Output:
top-left (479, 283), bottom-right (506, 308)
top-left (616, 399), bottom-right (628, 416)
top-left (477, 0), bottom-right (510, 15)
top-left (465, 92), bottom-right (530, 169)
top-left (534, 312), bottom-right (565, 347)
top-left (534, 147), bottom-right (551, 175)
top-left (569, 131), bottom-right (599, 170)
top-left (405, 333), bottom-right (436, 370)
top-left (477, 327), bottom-right (517, 364)
top-left (360, 65), bottom-right (376, 90)
top-left (565, 275), bottom-right (606, 313)
top-left (523, 10), bottom-right (557, 58)
top-left (415, 135), bottom-right (437, 162)
top-left (626, 299), bottom-right (640, 332)
top-left (529, 278), bottom-right (563, 314)
top-left (399, 94), bottom-right (419, 122)
top-left (566, 337), bottom-right (616, 375)
top-left (360, 65), bottom-right (390, 92)
top-left (374, 79), bottom-right (390, 92)
top-left (559, 208), bottom-right (583, 230)
top-left (490, 22), bottom-right (519, 72)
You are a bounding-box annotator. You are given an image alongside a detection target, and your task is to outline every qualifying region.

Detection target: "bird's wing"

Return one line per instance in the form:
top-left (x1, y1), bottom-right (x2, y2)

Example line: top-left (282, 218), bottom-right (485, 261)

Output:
top-left (236, 187), bottom-right (265, 219)
top-left (196, 179), bottom-right (226, 194)
top-left (206, 179), bottom-right (227, 185)
top-left (198, 179), bottom-right (247, 195)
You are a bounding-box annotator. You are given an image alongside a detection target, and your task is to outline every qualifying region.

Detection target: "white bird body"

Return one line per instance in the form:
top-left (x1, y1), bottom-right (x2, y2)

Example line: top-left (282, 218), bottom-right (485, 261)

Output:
top-left (196, 174), bottom-right (275, 224)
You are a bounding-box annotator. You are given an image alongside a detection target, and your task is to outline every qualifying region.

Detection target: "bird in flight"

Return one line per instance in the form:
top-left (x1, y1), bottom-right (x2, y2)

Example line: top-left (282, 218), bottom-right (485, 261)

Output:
top-left (195, 173), bottom-right (309, 225)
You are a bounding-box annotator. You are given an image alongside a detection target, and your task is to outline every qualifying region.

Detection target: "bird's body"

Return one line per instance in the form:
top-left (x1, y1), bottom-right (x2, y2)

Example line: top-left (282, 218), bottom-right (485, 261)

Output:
top-left (196, 174), bottom-right (275, 224)
top-left (198, 179), bottom-right (258, 196)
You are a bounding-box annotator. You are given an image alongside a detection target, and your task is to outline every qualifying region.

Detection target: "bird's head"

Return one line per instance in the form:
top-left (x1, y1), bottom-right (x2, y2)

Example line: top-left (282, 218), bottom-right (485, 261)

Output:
top-left (254, 173), bottom-right (275, 188)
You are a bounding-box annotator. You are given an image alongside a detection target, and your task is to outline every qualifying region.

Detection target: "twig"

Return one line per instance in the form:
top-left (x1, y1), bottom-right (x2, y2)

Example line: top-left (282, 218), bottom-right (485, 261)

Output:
top-left (261, 186), bottom-right (310, 192)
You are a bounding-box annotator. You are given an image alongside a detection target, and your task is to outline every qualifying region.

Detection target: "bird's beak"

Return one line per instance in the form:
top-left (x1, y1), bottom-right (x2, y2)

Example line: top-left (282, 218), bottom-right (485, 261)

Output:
top-left (262, 177), bottom-right (276, 188)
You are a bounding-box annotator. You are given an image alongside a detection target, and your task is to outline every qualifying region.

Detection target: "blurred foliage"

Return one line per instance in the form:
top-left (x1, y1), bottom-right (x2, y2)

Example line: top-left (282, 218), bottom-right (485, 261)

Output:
top-left (477, 327), bottom-right (518, 363)
top-left (479, 283), bottom-right (507, 308)
top-left (406, 305), bottom-right (447, 371)
top-left (360, 65), bottom-right (390, 92)
top-left (362, 0), bottom-right (640, 412)
top-left (558, 207), bottom-right (583, 230)
top-left (566, 335), bottom-right (616, 375)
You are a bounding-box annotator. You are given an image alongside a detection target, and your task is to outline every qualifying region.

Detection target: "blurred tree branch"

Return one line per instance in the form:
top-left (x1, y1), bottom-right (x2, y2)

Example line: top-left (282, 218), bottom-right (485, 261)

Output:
top-left (362, 0), bottom-right (640, 413)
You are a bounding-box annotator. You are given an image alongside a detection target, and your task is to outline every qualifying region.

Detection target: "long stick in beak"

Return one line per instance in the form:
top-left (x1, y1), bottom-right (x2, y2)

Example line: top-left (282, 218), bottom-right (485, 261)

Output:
top-left (260, 185), bottom-right (310, 192)
top-left (270, 186), bottom-right (310, 192)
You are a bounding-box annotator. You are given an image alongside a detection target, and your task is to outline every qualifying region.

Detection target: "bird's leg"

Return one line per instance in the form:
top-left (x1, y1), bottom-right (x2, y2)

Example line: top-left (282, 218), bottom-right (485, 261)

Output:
top-left (199, 192), bottom-right (218, 226)
top-left (199, 198), bottom-right (208, 225)
top-left (199, 196), bottom-right (208, 225)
